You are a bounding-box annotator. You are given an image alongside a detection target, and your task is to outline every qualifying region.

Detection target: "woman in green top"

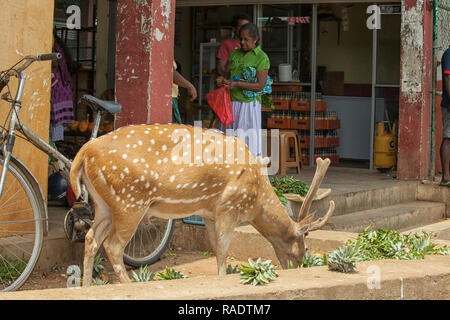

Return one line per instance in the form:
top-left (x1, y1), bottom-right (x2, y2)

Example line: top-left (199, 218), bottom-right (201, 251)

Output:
top-left (216, 23), bottom-right (270, 157)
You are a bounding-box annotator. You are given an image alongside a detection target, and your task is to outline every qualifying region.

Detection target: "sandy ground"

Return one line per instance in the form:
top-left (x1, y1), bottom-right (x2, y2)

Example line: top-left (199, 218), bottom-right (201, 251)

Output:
top-left (18, 249), bottom-right (249, 291)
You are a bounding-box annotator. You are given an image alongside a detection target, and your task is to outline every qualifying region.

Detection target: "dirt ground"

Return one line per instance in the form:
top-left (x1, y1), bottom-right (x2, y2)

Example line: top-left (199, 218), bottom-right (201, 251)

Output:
top-left (18, 248), bottom-right (250, 291)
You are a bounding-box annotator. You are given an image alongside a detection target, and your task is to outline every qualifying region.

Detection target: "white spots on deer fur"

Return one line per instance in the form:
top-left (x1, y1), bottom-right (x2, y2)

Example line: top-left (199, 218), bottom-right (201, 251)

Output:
top-left (98, 170), bottom-right (107, 184)
top-left (202, 187), bottom-right (208, 192)
top-left (133, 158), bottom-right (139, 164)
top-left (163, 158), bottom-right (168, 163)
top-left (116, 196), bottom-right (120, 202)
top-left (169, 175), bottom-right (175, 183)
top-left (157, 159), bottom-right (162, 165)
top-left (150, 139), bottom-right (155, 145)
top-left (154, 173), bottom-right (159, 180)
top-left (141, 158), bottom-right (146, 163)
top-left (126, 135), bottom-right (131, 139)
top-left (229, 171), bottom-right (234, 175)
top-left (159, 131), bottom-right (163, 134)
top-left (122, 154), bottom-right (128, 160)
top-left (145, 182), bottom-right (150, 189)
top-left (155, 151), bottom-right (160, 156)
top-left (179, 168), bottom-right (184, 173)
top-left (140, 176), bottom-right (145, 182)
top-left (90, 157), bottom-right (95, 163)
top-left (152, 187), bottom-right (157, 192)
top-left (176, 184), bottom-right (182, 189)
top-left (120, 173), bottom-right (125, 179)
top-left (138, 140), bottom-right (143, 146)
top-left (130, 186), bottom-right (135, 191)
top-left (124, 167), bottom-right (129, 174)
top-left (113, 135), bottom-right (118, 139)
top-left (192, 183), bottom-right (198, 189)
top-left (112, 165), bottom-right (117, 170)
top-left (147, 147), bottom-right (152, 152)
top-left (162, 145), bottom-right (167, 151)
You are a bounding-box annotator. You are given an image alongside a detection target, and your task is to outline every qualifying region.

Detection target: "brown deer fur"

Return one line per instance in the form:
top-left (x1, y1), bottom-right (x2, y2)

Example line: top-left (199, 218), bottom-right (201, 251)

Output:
top-left (70, 123), bottom-right (335, 286)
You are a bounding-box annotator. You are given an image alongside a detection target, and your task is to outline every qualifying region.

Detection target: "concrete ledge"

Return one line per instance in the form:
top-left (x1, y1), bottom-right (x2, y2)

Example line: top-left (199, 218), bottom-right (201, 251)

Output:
top-left (2, 255), bottom-right (449, 300)
top-left (170, 223), bottom-right (358, 264)
top-left (322, 201), bottom-right (445, 233)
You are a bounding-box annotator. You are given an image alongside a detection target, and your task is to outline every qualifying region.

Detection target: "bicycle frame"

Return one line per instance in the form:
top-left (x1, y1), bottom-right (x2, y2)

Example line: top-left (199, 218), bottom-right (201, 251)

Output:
top-left (0, 69), bottom-right (101, 201)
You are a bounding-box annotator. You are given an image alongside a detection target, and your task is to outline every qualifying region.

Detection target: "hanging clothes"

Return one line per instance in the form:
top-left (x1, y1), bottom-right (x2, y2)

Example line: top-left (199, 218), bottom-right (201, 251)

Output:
top-left (50, 40), bottom-right (74, 141)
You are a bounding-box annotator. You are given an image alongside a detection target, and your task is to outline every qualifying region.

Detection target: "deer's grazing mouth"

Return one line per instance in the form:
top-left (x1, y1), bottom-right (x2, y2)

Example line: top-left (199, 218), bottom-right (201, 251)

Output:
top-left (70, 123), bottom-right (335, 286)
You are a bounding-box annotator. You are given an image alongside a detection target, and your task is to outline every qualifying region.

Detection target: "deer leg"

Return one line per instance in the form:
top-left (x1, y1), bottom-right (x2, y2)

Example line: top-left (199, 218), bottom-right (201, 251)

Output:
top-left (82, 205), bottom-right (112, 287)
top-left (203, 217), bottom-right (217, 254)
top-left (102, 213), bottom-right (145, 283)
top-left (214, 212), bottom-right (238, 276)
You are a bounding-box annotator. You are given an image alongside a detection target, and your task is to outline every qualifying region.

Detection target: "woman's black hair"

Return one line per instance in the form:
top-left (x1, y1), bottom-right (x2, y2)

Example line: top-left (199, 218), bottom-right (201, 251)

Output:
top-left (239, 23), bottom-right (260, 46)
top-left (231, 13), bottom-right (251, 28)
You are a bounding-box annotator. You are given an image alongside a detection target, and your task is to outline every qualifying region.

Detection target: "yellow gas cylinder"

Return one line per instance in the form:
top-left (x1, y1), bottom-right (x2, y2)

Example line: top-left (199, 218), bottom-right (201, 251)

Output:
top-left (374, 122), bottom-right (396, 169)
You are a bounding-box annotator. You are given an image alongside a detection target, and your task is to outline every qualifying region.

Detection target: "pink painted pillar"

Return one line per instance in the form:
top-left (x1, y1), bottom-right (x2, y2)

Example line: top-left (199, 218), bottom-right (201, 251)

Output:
top-left (397, 0), bottom-right (433, 180)
top-left (114, 0), bottom-right (175, 126)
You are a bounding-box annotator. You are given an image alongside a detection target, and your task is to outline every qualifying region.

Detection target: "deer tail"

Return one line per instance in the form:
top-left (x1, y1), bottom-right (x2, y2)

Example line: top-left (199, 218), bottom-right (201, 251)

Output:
top-left (69, 145), bottom-right (88, 200)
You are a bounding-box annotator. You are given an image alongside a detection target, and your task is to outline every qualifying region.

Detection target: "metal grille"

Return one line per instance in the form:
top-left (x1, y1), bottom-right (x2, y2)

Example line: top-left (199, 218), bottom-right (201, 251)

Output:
top-left (434, 0), bottom-right (450, 57)
top-left (431, 0), bottom-right (450, 177)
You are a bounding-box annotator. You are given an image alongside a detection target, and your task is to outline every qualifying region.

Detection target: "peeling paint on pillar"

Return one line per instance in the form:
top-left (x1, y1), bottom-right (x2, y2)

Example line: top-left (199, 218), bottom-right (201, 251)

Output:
top-left (397, 0), bottom-right (433, 180)
top-left (115, 0), bottom-right (174, 127)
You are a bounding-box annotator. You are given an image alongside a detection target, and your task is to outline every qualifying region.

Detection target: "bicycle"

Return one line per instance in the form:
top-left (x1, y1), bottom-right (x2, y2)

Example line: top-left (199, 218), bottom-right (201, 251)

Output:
top-left (0, 54), bottom-right (174, 291)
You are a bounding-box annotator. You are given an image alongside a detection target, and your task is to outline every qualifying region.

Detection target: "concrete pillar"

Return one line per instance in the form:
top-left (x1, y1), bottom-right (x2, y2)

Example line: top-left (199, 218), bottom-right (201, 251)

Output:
top-left (115, 0), bottom-right (175, 126)
top-left (397, 0), bottom-right (433, 180)
top-left (0, 0), bottom-right (54, 195)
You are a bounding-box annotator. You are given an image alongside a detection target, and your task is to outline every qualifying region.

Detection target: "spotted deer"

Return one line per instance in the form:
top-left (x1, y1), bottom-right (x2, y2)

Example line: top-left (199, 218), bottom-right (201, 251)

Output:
top-left (70, 123), bottom-right (335, 286)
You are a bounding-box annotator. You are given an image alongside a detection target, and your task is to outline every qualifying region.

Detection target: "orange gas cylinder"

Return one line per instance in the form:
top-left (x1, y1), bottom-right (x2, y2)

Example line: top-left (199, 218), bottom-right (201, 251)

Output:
top-left (374, 122), bottom-right (396, 169)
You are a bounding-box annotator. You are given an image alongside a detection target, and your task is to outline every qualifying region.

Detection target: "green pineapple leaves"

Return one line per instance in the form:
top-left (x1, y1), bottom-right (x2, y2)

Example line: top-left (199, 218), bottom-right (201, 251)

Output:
top-left (239, 258), bottom-right (278, 286)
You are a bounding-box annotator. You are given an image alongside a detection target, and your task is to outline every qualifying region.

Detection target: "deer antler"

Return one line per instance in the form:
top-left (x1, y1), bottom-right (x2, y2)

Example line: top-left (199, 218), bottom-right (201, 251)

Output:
top-left (297, 158), bottom-right (334, 227)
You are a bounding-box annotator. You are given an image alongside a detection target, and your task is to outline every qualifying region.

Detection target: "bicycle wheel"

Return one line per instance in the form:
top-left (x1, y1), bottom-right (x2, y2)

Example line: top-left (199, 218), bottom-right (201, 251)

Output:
top-left (123, 216), bottom-right (175, 267)
top-left (0, 157), bottom-right (43, 292)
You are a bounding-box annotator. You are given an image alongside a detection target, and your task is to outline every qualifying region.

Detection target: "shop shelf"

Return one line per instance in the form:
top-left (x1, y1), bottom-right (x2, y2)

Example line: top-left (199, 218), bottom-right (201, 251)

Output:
top-left (290, 100), bottom-right (310, 111)
top-left (315, 101), bottom-right (327, 111)
top-left (267, 118), bottom-right (291, 129)
top-left (290, 119), bottom-right (310, 130)
top-left (272, 98), bottom-right (290, 110)
top-left (272, 85), bottom-right (303, 92)
top-left (297, 136), bottom-right (340, 148)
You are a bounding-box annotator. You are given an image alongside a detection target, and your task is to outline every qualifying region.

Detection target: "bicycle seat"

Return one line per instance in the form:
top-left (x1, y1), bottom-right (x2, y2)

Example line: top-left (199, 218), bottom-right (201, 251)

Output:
top-left (80, 94), bottom-right (122, 114)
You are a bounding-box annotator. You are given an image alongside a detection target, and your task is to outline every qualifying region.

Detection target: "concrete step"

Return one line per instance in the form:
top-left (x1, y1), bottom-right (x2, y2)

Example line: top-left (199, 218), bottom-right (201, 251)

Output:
top-left (401, 219), bottom-right (450, 240)
top-left (286, 182), bottom-right (418, 219)
top-left (321, 200), bottom-right (446, 233)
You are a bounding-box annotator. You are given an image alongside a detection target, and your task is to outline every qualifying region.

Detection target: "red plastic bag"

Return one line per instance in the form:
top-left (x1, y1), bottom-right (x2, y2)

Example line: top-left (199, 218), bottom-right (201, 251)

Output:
top-left (206, 86), bottom-right (234, 126)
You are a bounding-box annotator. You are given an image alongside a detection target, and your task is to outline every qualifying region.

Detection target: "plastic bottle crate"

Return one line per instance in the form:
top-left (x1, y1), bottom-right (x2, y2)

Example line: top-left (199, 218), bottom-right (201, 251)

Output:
top-left (183, 215), bottom-right (205, 225)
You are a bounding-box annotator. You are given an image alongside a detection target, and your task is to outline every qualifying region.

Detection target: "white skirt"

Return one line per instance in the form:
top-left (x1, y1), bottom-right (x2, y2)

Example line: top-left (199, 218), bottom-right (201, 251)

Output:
top-left (219, 100), bottom-right (262, 157)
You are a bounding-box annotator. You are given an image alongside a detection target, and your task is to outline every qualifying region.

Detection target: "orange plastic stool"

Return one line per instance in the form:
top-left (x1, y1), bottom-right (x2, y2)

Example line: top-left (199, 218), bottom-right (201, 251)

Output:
top-left (279, 130), bottom-right (301, 175)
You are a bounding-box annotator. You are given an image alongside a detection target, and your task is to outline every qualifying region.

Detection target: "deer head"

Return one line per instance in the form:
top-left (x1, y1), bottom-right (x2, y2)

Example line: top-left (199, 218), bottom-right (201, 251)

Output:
top-left (70, 123), bottom-right (335, 285)
top-left (250, 157), bottom-right (335, 269)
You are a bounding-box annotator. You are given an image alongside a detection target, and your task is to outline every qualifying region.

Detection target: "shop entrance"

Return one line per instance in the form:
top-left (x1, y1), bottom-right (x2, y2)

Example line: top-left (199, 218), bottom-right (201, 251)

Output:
top-left (178, 2), bottom-right (401, 170)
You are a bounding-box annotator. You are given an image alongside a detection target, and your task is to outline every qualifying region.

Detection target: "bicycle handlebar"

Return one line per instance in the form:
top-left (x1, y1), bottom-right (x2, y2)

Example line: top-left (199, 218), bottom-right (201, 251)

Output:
top-left (36, 53), bottom-right (62, 61)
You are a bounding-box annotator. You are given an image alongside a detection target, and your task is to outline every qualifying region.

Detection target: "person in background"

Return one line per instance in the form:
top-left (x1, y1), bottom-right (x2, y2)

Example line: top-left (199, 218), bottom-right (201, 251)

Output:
top-left (440, 45), bottom-right (450, 187)
top-left (216, 13), bottom-right (251, 77)
top-left (172, 60), bottom-right (197, 124)
top-left (216, 23), bottom-right (270, 157)
top-left (209, 13), bottom-right (251, 129)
